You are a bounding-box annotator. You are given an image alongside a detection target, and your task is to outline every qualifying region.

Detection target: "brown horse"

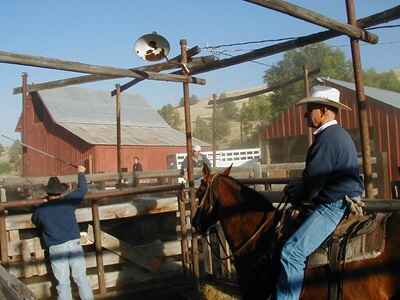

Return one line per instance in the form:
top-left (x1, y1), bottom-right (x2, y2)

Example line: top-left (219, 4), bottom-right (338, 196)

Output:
top-left (192, 164), bottom-right (400, 300)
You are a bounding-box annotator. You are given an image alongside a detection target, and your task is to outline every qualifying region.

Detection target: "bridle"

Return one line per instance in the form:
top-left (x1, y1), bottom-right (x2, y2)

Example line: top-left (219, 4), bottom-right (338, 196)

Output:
top-left (198, 174), bottom-right (288, 260)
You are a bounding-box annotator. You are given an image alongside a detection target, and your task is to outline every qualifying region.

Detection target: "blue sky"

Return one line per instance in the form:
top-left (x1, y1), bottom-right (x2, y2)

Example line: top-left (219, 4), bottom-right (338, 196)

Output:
top-left (1, 0), bottom-right (399, 144)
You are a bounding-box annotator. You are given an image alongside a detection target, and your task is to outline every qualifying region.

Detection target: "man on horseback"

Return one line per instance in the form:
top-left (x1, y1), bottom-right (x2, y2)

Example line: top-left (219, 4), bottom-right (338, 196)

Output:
top-left (275, 86), bottom-right (364, 300)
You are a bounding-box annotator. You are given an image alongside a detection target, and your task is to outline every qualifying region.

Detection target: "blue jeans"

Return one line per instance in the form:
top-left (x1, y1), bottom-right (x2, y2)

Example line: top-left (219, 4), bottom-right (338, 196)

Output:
top-left (49, 239), bottom-right (94, 300)
top-left (276, 200), bottom-right (347, 300)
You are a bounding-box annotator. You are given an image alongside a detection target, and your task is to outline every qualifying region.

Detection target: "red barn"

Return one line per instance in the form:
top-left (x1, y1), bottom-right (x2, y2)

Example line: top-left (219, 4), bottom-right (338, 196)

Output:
top-left (16, 87), bottom-right (207, 177)
top-left (262, 78), bottom-right (400, 188)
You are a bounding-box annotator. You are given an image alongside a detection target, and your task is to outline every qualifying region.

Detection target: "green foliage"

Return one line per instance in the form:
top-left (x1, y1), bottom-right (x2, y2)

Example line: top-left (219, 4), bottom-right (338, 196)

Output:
top-left (193, 116), bottom-right (212, 143)
top-left (237, 94), bottom-right (272, 144)
top-left (363, 69), bottom-right (400, 93)
top-left (179, 94), bottom-right (200, 106)
top-left (0, 161), bottom-right (11, 175)
top-left (9, 141), bottom-right (22, 173)
top-left (264, 43), bottom-right (353, 118)
top-left (158, 104), bottom-right (182, 130)
top-left (221, 101), bottom-right (239, 120)
top-left (0, 143), bottom-right (4, 156)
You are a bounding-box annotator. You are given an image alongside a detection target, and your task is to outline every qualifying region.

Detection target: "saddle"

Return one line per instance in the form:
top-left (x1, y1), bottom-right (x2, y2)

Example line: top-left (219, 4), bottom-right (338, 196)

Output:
top-left (308, 212), bottom-right (389, 268)
top-left (306, 212), bottom-right (390, 300)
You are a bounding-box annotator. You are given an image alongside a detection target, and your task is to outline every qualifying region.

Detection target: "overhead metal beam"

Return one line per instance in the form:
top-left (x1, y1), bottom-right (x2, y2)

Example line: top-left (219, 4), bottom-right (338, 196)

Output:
top-left (244, 0), bottom-right (378, 44)
top-left (0, 50), bottom-right (206, 85)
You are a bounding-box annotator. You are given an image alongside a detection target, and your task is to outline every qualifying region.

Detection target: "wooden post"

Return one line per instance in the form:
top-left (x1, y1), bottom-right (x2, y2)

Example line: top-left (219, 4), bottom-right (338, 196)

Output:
top-left (91, 202), bottom-right (106, 294)
top-left (0, 188), bottom-right (8, 265)
top-left (88, 154), bottom-right (94, 174)
top-left (346, 0), bottom-right (374, 198)
top-left (180, 39), bottom-right (200, 283)
top-left (303, 65), bottom-right (313, 146)
top-left (177, 189), bottom-right (189, 275)
top-left (115, 84), bottom-right (122, 184)
top-left (21, 73), bottom-right (28, 177)
top-left (212, 93), bottom-right (217, 168)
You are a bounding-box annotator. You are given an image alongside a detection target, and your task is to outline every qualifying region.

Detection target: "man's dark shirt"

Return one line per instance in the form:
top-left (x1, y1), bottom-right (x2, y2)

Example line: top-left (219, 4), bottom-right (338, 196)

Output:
top-left (133, 162), bottom-right (143, 172)
top-left (302, 124), bottom-right (364, 204)
top-left (32, 173), bottom-right (87, 247)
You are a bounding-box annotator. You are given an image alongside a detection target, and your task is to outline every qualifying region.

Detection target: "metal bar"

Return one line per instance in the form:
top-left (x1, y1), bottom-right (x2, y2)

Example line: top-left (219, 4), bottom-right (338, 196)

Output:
top-left (245, 0), bottom-right (378, 43)
top-left (207, 68), bottom-right (320, 105)
top-left (115, 84), bottom-right (122, 183)
top-left (92, 201), bottom-right (106, 294)
top-left (303, 65), bottom-right (313, 146)
top-left (212, 94), bottom-right (217, 167)
top-left (180, 39), bottom-right (200, 282)
top-left (0, 188), bottom-right (8, 265)
top-left (0, 50), bottom-right (206, 85)
top-left (346, 0), bottom-right (374, 199)
top-left (180, 6), bottom-right (400, 78)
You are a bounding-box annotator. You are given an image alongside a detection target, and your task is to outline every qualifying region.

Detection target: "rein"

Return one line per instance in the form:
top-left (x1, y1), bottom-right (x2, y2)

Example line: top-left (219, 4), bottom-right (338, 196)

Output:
top-left (201, 174), bottom-right (290, 260)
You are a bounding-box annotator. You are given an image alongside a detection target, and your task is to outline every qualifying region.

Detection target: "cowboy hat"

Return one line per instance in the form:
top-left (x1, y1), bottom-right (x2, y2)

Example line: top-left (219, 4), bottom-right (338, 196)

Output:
top-left (45, 176), bottom-right (68, 195)
top-left (296, 86), bottom-right (351, 111)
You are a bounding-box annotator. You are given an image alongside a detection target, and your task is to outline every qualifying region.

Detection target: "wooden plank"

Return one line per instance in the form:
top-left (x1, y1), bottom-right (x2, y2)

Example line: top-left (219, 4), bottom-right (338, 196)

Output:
top-left (0, 50), bottom-right (206, 85)
top-left (6, 195), bottom-right (178, 230)
top-left (87, 225), bottom-right (181, 273)
top-left (0, 263), bottom-right (36, 300)
top-left (0, 188), bottom-right (8, 265)
top-left (245, 0), bottom-right (377, 43)
top-left (25, 264), bottom-right (182, 300)
top-left (21, 240), bottom-right (35, 278)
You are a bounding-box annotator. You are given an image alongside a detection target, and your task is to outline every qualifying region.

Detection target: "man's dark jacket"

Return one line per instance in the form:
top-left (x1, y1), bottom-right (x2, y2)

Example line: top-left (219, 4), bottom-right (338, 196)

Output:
top-left (32, 173), bottom-right (87, 247)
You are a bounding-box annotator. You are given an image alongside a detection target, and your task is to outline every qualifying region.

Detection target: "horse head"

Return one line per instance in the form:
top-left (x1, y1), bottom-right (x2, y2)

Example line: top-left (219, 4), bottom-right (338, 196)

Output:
top-left (192, 163), bottom-right (232, 234)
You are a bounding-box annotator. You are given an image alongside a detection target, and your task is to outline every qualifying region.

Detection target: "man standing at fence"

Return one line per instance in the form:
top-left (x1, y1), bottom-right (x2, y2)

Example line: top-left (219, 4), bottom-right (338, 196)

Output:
top-left (180, 145), bottom-right (211, 184)
top-left (32, 165), bottom-right (93, 300)
top-left (275, 86), bottom-right (364, 300)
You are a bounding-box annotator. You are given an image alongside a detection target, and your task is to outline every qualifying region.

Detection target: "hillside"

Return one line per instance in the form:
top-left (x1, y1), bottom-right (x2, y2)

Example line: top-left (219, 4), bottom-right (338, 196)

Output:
top-left (174, 84), bottom-right (270, 148)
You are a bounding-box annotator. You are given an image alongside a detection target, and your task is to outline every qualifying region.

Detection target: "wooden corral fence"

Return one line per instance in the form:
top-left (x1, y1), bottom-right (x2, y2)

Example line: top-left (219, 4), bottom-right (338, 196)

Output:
top-left (0, 165), bottom-right (261, 299)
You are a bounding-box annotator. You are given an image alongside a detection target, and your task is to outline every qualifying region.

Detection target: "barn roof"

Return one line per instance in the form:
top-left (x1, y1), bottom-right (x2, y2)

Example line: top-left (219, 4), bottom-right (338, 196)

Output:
top-left (322, 78), bottom-right (400, 110)
top-left (34, 87), bottom-right (207, 146)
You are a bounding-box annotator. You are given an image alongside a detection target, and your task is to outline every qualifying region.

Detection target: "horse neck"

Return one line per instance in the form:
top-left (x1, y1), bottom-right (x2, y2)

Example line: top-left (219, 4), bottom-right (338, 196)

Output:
top-left (216, 177), bottom-right (274, 254)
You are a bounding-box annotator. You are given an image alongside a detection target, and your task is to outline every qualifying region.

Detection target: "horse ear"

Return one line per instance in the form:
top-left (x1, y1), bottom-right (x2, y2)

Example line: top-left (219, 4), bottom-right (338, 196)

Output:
top-left (221, 164), bottom-right (233, 176)
top-left (202, 163), bottom-right (211, 178)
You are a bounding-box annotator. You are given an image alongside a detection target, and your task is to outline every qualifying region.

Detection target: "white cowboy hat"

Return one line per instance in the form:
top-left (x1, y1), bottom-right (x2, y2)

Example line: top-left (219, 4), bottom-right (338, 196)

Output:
top-left (193, 145), bottom-right (201, 152)
top-left (296, 85), bottom-right (351, 111)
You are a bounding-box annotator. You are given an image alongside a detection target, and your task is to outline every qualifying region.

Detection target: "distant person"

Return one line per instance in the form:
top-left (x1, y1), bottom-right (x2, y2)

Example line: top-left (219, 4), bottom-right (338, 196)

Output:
top-left (180, 145), bottom-right (211, 183)
top-left (32, 166), bottom-right (93, 300)
top-left (132, 156), bottom-right (143, 172)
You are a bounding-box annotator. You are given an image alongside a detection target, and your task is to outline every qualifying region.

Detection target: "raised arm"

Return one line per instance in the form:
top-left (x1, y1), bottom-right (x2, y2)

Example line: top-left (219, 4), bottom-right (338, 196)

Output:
top-left (62, 165), bottom-right (87, 205)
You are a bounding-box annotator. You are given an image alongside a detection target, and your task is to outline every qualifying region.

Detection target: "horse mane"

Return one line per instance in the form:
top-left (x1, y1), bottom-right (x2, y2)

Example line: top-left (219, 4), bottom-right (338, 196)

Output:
top-left (220, 175), bottom-right (275, 212)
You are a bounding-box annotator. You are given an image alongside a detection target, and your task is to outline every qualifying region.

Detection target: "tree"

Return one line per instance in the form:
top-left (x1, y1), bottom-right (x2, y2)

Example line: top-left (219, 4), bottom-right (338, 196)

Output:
top-left (179, 94), bottom-right (200, 106)
top-left (0, 143), bottom-right (4, 156)
top-left (0, 162), bottom-right (11, 175)
top-left (264, 43), bottom-right (353, 118)
top-left (363, 69), bottom-right (400, 93)
top-left (193, 116), bottom-right (212, 143)
top-left (221, 101), bottom-right (239, 120)
top-left (237, 94), bottom-right (272, 144)
top-left (158, 104), bottom-right (182, 130)
top-left (9, 140), bottom-right (22, 173)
